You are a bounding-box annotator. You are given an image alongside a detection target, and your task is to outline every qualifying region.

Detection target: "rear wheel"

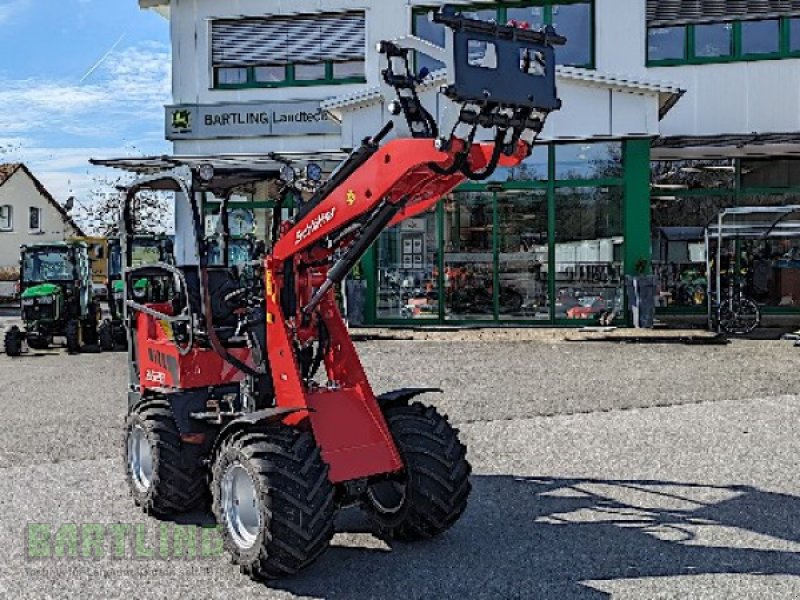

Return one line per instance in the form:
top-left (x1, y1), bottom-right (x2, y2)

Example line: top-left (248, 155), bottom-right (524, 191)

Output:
top-left (98, 319), bottom-right (115, 351)
top-left (212, 425), bottom-right (335, 580)
top-left (361, 402), bottom-right (471, 541)
top-left (123, 398), bottom-right (206, 516)
top-left (3, 326), bottom-right (23, 357)
top-left (65, 319), bottom-right (81, 354)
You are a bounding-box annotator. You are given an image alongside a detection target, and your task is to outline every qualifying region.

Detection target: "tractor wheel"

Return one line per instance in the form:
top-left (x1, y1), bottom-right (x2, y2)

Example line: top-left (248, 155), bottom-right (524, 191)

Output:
top-left (64, 319), bottom-right (82, 354)
top-left (98, 320), bottom-right (115, 351)
top-left (123, 398), bottom-right (206, 516)
top-left (4, 326), bottom-right (23, 357)
top-left (82, 305), bottom-right (99, 346)
top-left (361, 402), bottom-right (471, 541)
top-left (212, 425), bottom-right (335, 580)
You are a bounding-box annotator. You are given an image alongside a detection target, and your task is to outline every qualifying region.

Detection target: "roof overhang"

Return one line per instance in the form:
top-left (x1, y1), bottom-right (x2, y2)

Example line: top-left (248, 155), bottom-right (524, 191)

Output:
top-left (323, 66), bottom-right (684, 121)
top-left (138, 0), bottom-right (169, 19)
top-left (652, 133), bottom-right (800, 161)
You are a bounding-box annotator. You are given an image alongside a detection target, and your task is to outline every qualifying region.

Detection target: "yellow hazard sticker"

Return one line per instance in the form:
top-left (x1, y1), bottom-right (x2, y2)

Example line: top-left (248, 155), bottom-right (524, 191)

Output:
top-left (265, 270), bottom-right (276, 302)
top-left (159, 320), bottom-right (174, 340)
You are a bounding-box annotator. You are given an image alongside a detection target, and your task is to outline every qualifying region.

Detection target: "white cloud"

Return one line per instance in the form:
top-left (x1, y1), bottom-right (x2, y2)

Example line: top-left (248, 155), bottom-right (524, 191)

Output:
top-left (0, 41), bottom-right (172, 229)
top-left (0, 42), bottom-right (171, 134)
top-left (0, 0), bottom-right (30, 25)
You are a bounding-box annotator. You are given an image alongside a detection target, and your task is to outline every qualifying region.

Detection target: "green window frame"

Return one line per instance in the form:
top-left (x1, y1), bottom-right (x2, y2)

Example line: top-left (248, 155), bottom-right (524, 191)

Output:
top-left (651, 159), bottom-right (800, 316)
top-left (214, 61), bottom-right (366, 90)
top-left (647, 16), bottom-right (800, 67)
top-left (413, 1), bottom-right (596, 70)
top-left (364, 138), bottom-right (647, 327)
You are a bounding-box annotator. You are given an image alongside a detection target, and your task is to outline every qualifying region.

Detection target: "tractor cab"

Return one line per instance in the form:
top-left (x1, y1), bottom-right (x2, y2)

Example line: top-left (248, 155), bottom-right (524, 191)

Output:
top-left (100, 235), bottom-right (177, 350)
top-left (4, 241), bottom-right (99, 355)
top-left (88, 155), bottom-right (333, 372)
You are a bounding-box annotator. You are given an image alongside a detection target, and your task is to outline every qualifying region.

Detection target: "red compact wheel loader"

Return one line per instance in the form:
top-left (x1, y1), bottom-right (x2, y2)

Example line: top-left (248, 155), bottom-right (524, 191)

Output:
top-left (93, 7), bottom-right (564, 580)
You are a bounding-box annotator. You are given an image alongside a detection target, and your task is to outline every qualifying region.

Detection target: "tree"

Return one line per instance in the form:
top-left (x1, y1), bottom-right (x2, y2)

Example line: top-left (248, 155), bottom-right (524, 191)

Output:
top-left (74, 173), bottom-right (173, 236)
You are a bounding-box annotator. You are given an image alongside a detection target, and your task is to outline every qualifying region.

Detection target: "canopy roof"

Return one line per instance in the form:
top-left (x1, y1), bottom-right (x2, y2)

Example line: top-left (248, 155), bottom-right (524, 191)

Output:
top-left (90, 153), bottom-right (346, 176)
top-left (706, 205), bottom-right (800, 240)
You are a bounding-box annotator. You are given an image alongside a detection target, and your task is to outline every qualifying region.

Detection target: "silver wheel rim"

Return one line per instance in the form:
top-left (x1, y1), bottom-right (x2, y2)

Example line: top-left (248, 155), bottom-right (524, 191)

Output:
top-left (221, 464), bottom-right (261, 550)
top-left (128, 424), bottom-right (153, 493)
top-left (367, 479), bottom-right (408, 515)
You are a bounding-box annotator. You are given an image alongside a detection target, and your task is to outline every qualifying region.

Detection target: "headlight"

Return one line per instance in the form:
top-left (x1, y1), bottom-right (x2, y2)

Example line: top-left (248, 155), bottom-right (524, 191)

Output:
top-left (305, 162), bottom-right (323, 182)
top-left (38, 295), bottom-right (54, 304)
top-left (198, 163), bottom-right (215, 182)
top-left (280, 164), bottom-right (296, 184)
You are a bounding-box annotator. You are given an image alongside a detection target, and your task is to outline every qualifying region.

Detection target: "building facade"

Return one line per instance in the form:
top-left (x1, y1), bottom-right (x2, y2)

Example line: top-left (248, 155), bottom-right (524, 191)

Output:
top-left (143, 0), bottom-right (800, 325)
top-left (0, 164), bottom-right (84, 271)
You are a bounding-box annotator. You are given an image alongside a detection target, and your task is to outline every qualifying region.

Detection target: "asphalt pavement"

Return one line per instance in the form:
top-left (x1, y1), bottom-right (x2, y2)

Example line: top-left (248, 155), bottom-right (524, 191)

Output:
top-left (0, 332), bottom-right (798, 598)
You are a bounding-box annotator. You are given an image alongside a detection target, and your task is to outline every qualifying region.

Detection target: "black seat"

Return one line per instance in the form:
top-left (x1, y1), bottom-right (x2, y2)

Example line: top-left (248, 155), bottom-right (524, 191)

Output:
top-left (180, 267), bottom-right (243, 345)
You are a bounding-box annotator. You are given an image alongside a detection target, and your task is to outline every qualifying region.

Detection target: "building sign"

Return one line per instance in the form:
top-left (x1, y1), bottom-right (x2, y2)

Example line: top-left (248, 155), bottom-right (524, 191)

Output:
top-left (165, 101), bottom-right (340, 140)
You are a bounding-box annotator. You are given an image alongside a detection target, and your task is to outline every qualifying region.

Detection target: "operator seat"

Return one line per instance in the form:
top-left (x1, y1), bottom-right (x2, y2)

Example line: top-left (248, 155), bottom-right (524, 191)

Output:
top-left (179, 267), bottom-right (244, 346)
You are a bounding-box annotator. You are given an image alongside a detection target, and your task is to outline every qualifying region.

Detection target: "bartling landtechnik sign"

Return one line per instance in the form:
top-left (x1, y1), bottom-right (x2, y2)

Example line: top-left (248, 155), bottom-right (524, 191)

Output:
top-left (165, 101), bottom-right (340, 140)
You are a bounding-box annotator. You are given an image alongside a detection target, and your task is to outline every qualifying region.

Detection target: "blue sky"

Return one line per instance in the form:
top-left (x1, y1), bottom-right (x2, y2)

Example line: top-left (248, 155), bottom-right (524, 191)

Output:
top-left (0, 0), bottom-right (171, 221)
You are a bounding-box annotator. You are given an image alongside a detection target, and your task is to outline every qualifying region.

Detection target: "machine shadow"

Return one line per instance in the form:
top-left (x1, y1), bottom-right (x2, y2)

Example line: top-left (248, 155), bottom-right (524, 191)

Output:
top-left (271, 475), bottom-right (800, 599)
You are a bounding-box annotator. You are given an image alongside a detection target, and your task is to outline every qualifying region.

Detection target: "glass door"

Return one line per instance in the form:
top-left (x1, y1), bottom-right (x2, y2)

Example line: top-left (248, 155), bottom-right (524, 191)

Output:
top-left (443, 192), bottom-right (495, 320)
top-left (496, 190), bottom-right (551, 321)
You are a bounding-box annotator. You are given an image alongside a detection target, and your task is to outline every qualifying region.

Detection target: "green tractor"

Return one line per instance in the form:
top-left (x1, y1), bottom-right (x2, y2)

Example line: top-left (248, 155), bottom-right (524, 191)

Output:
top-left (98, 235), bottom-right (174, 351)
top-left (4, 241), bottom-right (99, 356)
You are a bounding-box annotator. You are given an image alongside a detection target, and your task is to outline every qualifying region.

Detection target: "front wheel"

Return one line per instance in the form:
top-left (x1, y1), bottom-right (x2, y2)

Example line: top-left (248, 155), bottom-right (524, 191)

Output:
top-left (361, 402), bottom-right (471, 541)
top-left (4, 326), bottom-right (23, 357)
top-left (64, 319), bottom-right (81, 354)
top-left (211, 425), bottom-right (335, 580)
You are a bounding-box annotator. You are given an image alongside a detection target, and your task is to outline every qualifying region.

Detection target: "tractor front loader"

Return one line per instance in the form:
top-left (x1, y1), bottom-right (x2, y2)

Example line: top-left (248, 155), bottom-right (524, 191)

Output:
top-left (93, 7), bottom-right (564, 580)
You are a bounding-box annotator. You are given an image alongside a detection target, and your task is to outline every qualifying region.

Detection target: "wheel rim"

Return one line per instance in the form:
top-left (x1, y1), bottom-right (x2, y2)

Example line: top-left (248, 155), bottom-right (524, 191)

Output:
top-left (128, 424), bottom-right (153, 493)
top-left (221, 464), bottom-right (261, 550)
top-left (367, 478), bottom-right (408, 515)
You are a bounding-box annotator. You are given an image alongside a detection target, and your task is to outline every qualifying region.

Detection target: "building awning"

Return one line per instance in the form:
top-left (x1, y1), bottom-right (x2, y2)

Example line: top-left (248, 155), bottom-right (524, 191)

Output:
top-left (323, 66), bottom-right (684, 121)
top-left (647, 0), bottom-right (800, 27)
top-left (652, 132), bottom-right (800, 160)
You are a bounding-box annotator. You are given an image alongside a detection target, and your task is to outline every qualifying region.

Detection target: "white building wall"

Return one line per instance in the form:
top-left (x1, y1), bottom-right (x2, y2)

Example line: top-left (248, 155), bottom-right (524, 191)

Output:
top-left (0, 170), bottom-right (81, 269)
top-left (594, 0), bottom-right (647, 76)
top-left (165, 0), bottom-right (671, 156)
top-left (160, 0), bottom-right (800, 154)
top-left (650, 60), bottom-right (800, 139)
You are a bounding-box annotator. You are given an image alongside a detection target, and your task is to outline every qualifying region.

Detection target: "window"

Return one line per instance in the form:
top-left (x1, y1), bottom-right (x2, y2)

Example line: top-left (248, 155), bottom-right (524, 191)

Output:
top-left (413, 2), bottom-right (594, 70)
top-left (0, 205), bottom-right (12, 231)
top-left (741, 158), bottom-right (800, 188)
top-left (741, 19), bottom-right (780, 55)
top-left (555, 187), bottom-right (624, 320)
top-left (294, 63), bottom-right (327, 81)
top-left (551, 2), bottom-right (593, 67)
top-left (211, 12), bottom-right (366, 88)
top-left (333, 60), bottom-right (366, 79)
top-left (648, 26), bottom-right (686, 61)
top-left (791, 18), bottom-right (800, 52)
top-left (217, 67), bottom-right (248, 86)
top-left (694, 22), bottom-right (733, 58)
top-left (29, 207), bottom-right (42, 232)
top-left (648, 16), bottom-right (797, 66)
top-left (555, 142), bottom-right (622, 180)
top-left (253, 66), bottom-right (284, 84)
